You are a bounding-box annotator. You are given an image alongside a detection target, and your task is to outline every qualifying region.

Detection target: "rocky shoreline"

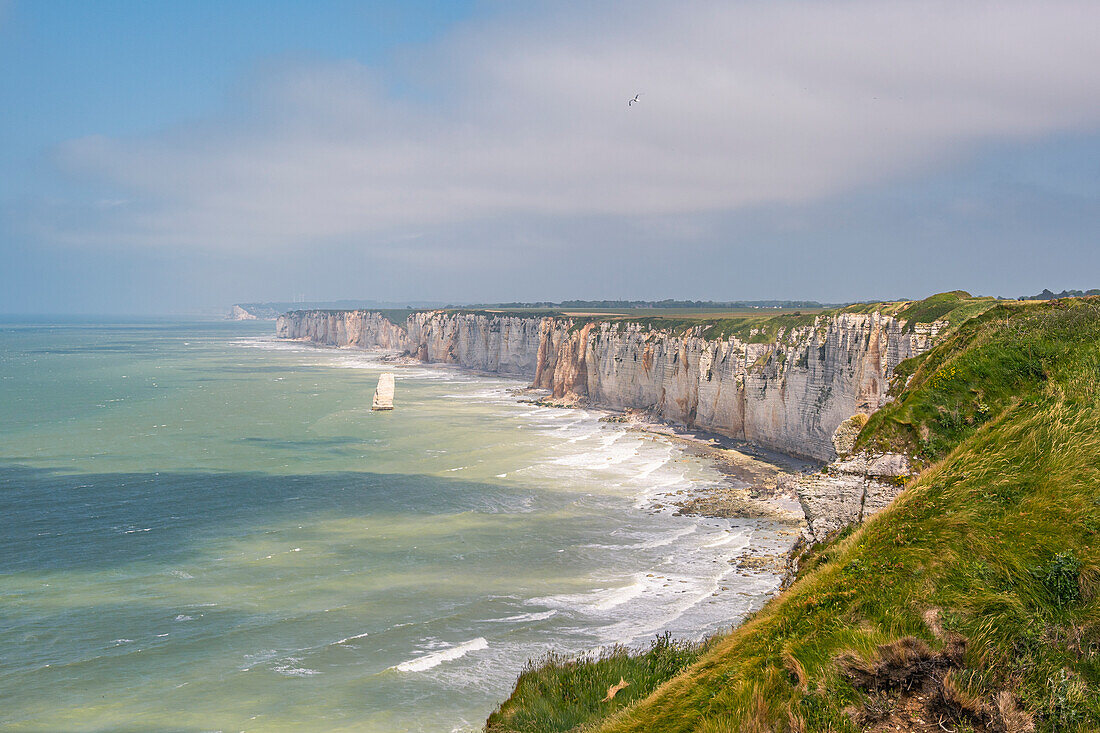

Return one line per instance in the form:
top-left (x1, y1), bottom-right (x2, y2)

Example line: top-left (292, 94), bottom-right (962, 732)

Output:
top-left (502, 389), bottom-right (819, 584)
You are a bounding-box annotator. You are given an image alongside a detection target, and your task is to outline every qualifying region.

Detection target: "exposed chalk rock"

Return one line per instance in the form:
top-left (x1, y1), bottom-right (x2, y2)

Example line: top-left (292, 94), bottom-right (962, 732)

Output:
top-left (372, 372), bottom-right (395, 411)
top-left (228, 305), bottom-right (258, 321)
top-left (792, 451), bottom-right (912, 543)
top-left (832, 414), bottom-right (869, 458)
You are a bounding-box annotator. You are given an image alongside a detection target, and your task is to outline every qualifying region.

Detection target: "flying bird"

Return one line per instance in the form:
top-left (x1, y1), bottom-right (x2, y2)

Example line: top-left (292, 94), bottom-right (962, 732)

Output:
top-left (628, 93), bottom-right (641, 106)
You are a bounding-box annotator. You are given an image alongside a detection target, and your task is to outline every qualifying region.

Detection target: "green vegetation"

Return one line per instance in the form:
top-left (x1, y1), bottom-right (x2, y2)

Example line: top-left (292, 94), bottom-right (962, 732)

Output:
top-left (488, 297), bottom-right (1100, 732)
top-left (487, 634), bottom-right (712, 733)
top-left (839, 290), bottom-right (998, 334)
top-left (450, 299), bottom-right (834, 311)
top-left (373, 308), bottom-right (420, 327)
top-left (858, 298), bottom-right (1096, 460)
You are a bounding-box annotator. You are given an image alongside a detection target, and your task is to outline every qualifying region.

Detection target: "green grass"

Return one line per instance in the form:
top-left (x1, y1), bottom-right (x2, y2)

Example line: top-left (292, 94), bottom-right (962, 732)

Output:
top-left (487, 297), bottom-right (1100, 732)
top-left (486, 634), bottom-right (712, 733)
top-left (838, 290), bottom-right (999, 335)
top-left (857, 298), bottom-right (1096, 460)
top-left (374, 308), bottom-right (421, 327)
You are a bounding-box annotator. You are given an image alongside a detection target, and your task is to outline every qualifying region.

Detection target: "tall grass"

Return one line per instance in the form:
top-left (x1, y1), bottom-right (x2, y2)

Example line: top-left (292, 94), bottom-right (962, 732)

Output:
top-left (486, 633), bottom-right (710, 732)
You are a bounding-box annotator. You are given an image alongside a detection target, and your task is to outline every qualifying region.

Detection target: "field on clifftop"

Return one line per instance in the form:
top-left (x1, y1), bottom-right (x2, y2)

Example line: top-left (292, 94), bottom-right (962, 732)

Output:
top-left (487, 296), bottom-right (1100, 733)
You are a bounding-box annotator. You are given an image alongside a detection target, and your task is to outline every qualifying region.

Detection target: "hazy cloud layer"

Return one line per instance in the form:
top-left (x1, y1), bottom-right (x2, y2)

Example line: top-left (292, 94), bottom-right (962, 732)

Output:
top-left (40, 0), bottom-right (1100, 250)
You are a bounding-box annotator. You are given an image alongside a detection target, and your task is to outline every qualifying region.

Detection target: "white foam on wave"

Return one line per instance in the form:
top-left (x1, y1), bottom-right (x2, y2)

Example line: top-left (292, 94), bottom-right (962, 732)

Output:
top-left (582, 524), bottom-right (698, 551)
top-left (703, 528), bottom-right (752, 549)
top-left (442, 386), bottom-right (518, 403)
top-left (229, 337), bottom-right (308, 352)
top-left (333, 631), bottom-right (371, 646)
top-left (631, 452), bottom-right (673, 481)
top-left (272, 659), bottom-right (320, 677)
top-left (593, 577), bottom-right (649, 610)
top-left (529, 573), bottom-right (658, 615)
top-left (638, 524), bottom-right (699, 549)
top-left (481, 610), bottom-right (558, 624)
top-left (393, 637), bottom-right (489, 673)
top-left (550, 433), bottom-right (641, 470)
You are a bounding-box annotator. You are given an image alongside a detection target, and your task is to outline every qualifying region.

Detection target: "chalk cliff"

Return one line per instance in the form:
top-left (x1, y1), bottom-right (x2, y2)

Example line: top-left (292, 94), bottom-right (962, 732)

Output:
top-left (276, 309), bottom-right (941, 461)
top-left (227, 304), bottom-right (259, 320)
top-left (276, 310), bottom-right (410, 351)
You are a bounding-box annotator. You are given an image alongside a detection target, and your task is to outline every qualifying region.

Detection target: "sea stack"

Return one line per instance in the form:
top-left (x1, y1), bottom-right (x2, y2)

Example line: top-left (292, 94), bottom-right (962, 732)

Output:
top-left (372, 372), bottom-right (395, 410)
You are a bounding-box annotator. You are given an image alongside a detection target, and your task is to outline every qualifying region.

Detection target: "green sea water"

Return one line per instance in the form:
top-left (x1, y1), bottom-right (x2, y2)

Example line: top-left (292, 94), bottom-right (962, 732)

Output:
top-left (0, 320), bottom-right (789, 732)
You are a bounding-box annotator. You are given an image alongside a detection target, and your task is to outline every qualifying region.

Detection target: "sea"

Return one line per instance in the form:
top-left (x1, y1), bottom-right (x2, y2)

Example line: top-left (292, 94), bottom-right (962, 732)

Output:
top-left (0, 319), bottom-right (791, 732)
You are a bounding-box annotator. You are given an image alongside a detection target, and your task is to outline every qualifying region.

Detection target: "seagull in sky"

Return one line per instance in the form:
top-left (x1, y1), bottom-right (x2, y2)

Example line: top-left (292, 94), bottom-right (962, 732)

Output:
top-left (628, 93), bottom-right (641, 106)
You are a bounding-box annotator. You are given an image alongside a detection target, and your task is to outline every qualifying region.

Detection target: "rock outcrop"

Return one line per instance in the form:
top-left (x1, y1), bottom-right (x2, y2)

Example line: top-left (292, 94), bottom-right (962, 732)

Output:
top-left (276, 309), bottom-right (940, 462)
top-left (789, 450), bottom-right (912, 543)
top-left (227, 305), bottom-right (259, 320)
top-left (372, 372), bottom-right (395, 411)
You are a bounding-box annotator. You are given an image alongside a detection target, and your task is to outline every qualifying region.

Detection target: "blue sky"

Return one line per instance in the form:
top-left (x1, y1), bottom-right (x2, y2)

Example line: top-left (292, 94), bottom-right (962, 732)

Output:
top-left (2, 0), bottom-right (1099, 314)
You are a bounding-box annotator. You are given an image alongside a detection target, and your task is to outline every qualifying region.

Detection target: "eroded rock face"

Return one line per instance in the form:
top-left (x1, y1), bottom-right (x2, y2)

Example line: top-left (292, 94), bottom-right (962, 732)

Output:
top-left (791, 451), bottom-right (912, 543)
top-left (275, 311), bottom-right (409, 350)
top-left (832, 414), bottom-right (869, 458)
top-left (404, 312), bottom-right (544, 376)
top-left (276, 310), bottom-right (937, 461)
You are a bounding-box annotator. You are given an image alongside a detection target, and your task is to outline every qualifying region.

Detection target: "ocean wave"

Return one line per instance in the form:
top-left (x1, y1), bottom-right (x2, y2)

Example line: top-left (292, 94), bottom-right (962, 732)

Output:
top-left (703, 529), bottom-right (752, 549)
top-left (550, 436), bottom-right (640, 469)
top-left (529, 573), bottom-right (657, 615)
top-left (637, 524), bottom-right (699, 549)
top-left (392, 638), bottom-right (489, 673)
top-left (480, 610), bottom-right (558, 624)
top-left (581, 524), bottom-right (699, 551)
top-left (272, 660), bottom-right (320, 677)
top-left (333, 631), bottom-right (371, 646)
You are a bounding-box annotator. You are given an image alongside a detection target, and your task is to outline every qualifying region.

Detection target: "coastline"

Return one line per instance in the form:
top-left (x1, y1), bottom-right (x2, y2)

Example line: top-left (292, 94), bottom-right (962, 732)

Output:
top-left (287, 337), bottom-right (817, 614)
top-left (509, 384), bottom-right (814, 530)
top-left (309, 338), bottom-right (817, 528)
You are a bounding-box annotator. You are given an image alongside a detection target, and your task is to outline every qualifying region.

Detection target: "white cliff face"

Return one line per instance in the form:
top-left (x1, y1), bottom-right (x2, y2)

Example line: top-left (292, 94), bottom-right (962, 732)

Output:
top-left (276, 309), bottom-right (938, 461)
top-left (275, 310), bottom-right (409, 350)
top-left (404, 312), bottom-right (546, 376)
top-left (530, 314), bottom-right (936, 460)
top-left (228, 305), bottom-right (258, 320)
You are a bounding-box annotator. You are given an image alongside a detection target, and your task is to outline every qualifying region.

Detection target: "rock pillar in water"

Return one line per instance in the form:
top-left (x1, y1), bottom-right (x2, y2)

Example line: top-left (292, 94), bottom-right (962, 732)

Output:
top-left (372, 372), bottom-right (395, 410)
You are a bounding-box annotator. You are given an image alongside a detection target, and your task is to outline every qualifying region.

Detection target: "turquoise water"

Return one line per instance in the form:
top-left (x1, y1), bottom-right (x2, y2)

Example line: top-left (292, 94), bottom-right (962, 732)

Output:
top-left (0, 321), bottom-right (787, 731)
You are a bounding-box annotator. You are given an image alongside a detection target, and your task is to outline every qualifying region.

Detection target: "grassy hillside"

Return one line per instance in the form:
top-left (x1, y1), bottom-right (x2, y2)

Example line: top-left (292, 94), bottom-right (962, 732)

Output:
top-left (487, 297), bottom-right (1100, 732)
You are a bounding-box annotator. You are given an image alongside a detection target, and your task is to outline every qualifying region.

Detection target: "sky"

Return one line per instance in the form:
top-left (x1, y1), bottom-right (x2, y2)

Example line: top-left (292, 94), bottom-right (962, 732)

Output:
top-left (2, 1), bottom-right (1099, 314)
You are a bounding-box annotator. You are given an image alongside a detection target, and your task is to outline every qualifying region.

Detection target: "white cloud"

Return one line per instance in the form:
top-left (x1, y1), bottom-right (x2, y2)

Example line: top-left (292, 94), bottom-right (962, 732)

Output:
top-left (45, 0), bottom-right (1100, 250)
